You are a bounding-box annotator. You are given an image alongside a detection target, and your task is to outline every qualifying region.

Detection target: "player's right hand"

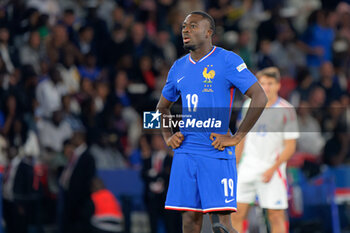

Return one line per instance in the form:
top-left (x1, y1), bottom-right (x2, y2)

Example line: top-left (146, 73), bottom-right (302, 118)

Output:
top-left (166, 132), bottom-right (184, 149)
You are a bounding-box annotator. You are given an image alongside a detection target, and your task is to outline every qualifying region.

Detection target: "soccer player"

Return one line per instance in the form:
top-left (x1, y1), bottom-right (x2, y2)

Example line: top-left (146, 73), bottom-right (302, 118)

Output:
top-left (231, 67), bottom-right (299, 233)
top-left (156, 11), bottom-right (267, 233)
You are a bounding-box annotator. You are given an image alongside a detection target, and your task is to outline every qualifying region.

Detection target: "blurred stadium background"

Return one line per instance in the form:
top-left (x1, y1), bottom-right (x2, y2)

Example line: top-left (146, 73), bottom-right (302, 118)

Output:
top-left (0, 0), bottom-right (349, 232)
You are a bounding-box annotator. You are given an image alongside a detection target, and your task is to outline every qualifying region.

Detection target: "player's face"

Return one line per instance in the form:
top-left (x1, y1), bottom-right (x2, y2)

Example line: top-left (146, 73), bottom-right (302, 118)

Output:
top-left (259, 76), bottom-right (280, 100)
top-left (182, 14), bottom-right (212, 51)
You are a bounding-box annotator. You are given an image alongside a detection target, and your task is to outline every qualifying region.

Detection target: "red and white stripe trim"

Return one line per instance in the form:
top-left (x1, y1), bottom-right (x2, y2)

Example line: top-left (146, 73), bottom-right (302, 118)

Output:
top-left (203, 207), bottom-right (237, 213)
top-left (189, 56), bottom-right (196, 64)
top-left (165, 205), bottom-right (237, 213)
top-left (165, 206), bottom-right (203, 212)
top-left (277, 168), bottom-right (288, 190)
top-left (188, 46), bottom-right (217, 64)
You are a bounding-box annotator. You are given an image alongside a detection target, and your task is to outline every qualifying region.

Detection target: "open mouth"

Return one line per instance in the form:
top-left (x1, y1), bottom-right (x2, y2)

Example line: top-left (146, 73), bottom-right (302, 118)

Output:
top-left (183, 36), bottom-right (191, 43)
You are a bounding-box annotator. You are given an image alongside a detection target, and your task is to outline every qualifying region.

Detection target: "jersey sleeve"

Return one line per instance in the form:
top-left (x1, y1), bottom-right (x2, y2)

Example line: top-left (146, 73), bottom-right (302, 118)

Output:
top-left (161, 61), bottom-right (180, 102)
top-left (225, 52), bottom-right (257, 94)
top-left (283, 107), bottom-right (300, 140)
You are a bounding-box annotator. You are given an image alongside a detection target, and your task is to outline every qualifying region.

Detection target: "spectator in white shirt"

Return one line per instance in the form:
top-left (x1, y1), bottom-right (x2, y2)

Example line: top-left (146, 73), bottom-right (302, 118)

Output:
top-left (19, 31), bottom-right (43, 74)
top-left (36, 67), bottom-right (67, 117)
top-left (37, 110), bottom-right (73, 153)
top-left (57, 53), bottom-right (81, 94)
top-left (0, 27), bottom-right (14, 74)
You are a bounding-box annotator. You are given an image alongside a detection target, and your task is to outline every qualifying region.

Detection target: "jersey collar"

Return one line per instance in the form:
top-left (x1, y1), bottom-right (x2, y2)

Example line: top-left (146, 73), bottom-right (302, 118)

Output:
top-left (189, 46), bottom-right (217, 64)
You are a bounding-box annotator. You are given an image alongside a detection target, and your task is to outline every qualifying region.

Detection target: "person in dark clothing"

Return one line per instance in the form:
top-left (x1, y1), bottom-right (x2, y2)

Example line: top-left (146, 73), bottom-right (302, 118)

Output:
top-left (141, 134), bottom-right (181, 233)
top-left (3, 119), bottom-right (43, 233)
top-left (323, 122), bottom-right (350, 166)
top-left (59, 130), bottom-right (96, 233)
top-left (12, 154), bottom-right (44, 233)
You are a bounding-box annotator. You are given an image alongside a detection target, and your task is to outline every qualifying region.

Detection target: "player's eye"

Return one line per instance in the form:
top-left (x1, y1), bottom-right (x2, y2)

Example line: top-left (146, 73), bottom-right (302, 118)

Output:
top-left (191, 25), bottom-right (196, 28)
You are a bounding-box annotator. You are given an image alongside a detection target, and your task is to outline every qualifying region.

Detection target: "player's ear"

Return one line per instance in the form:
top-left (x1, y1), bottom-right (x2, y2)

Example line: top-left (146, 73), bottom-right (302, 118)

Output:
top-left (206, 29), bottom-right (213, 38)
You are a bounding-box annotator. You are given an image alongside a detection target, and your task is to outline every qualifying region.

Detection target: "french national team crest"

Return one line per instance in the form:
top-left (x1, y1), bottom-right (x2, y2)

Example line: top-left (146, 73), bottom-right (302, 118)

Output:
top-left (202, 65), bottom-right (215, 92)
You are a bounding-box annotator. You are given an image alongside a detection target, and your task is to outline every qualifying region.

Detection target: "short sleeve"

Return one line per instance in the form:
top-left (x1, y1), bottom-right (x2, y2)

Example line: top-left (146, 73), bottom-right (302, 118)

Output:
top-left (161, 62), bottom-right (180, 102)
top-left (225, 52), bottom-right (257, 94)
top-left (283, 107), bottom-right (300, 140)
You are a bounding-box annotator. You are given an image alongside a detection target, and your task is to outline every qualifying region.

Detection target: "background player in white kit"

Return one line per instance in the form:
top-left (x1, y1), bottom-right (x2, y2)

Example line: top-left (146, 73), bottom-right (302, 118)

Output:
top-left (231, 67), bottom-right (299, 233)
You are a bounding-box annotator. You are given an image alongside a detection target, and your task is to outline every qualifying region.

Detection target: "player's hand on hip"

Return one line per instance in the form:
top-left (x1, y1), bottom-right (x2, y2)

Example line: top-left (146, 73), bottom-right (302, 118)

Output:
top-left (262, 167), bottom-right (275, 183)
top-left (166, 132), bottom-right (184, 149)
top-left (210, 133), bottom-right (239, 151)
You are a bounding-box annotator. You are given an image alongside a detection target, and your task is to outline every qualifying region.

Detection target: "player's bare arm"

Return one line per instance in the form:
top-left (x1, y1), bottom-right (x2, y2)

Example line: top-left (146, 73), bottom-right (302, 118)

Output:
top-left (210, 82), bottom-right (267, 150)
top-left (156, 95), bottom-right (184, 149)
top-left (262, 139), bottom-right (296, 183)
top-left (234, 136), bottom-right (245, 163)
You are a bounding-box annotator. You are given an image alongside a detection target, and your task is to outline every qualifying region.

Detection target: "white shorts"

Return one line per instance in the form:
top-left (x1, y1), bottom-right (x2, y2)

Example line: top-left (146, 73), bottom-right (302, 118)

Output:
top-left (236, 164), bottom-right (288, 209)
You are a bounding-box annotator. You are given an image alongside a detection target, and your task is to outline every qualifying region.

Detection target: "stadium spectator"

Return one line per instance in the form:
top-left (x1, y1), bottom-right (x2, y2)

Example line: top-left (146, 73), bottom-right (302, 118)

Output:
top-left (90, 132), bottom-right (127, 170)
top-left (257, 39), bottom-right (275, 69)
top-left (297, 101), bottom-right (325, 155)
top-left (75, 26), bottom-right (96, 56)
top-left (19, 30), bottom-right (43, 74)
top-left (61, 94), bottom-right (82, 130)
top-left (316, 61), bottom-right (343, 105)
top-left (37, 110), bottom-right (73, 153)
top-left (78, 53), bottom-right (101, 82)
top-left (299, 10), bottom-right (335, 79)
top-left (323, 124), bottom-right (350, 166)
top-left (60, 8), bottom-right (78, 44)
top-left (45, 24), bottom-right (82, 65)
top-left (57, 53), bottom-right (81, 94)
top-left (0, 26), bottom-right (15, 74)
top-left (289, 67), bottom-right (315, 107)
top-left (59, 131), bottom-right (96, 233)
top-left (35, 66), bottom-right (67, 117)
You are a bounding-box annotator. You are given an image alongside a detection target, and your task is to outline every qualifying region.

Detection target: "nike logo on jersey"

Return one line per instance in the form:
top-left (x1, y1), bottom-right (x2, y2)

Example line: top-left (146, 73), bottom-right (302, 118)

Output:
top-left (177, 76), bottom-right (185, 83)
top-left (225, 198), bottom-right (235, 203)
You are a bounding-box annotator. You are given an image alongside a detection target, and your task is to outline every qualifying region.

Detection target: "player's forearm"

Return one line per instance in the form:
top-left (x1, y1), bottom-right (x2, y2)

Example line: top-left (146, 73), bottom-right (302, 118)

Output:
top-left (235, 90), bottom-right (267, 140)
top-left (156, 95), bottom-right (175, 142)
top-left (272, 140), bottom-right (297, 170)
top-left (157, 107), bottom-right (173, 142)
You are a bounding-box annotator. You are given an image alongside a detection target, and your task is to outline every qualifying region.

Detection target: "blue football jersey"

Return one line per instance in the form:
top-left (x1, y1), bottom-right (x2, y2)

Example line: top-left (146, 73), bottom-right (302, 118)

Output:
top-left (162, 46), bottom-right (257, 159)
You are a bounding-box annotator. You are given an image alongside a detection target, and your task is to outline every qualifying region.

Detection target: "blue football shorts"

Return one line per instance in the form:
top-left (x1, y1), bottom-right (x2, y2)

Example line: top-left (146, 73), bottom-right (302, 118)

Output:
top-left (165, 152), bottom-right (237, 213)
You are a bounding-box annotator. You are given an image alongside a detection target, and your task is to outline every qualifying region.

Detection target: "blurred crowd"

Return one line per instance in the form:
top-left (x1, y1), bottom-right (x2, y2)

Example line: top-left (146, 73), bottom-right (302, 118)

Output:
top-left (0, 0), bottom-right (349, 232)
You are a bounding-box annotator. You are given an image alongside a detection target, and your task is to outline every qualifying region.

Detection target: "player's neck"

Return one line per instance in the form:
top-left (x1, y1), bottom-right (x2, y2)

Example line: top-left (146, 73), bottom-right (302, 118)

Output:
top-left (190, 43), bottom-right (213, 62)
top-left (266, 95), bottom-right (279, 107)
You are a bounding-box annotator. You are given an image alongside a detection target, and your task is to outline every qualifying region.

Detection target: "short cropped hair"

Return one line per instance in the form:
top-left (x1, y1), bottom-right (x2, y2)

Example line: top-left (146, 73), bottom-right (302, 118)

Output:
top-left (190, 11), bottom-right (215, 34)
top-left (256, 67), bottom-right (281, 82)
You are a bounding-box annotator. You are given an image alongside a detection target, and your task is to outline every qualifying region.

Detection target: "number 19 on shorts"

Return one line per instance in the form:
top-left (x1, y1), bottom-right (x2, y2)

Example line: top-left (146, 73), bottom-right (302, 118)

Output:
top-left (221, 178), bottom-right (234, 197)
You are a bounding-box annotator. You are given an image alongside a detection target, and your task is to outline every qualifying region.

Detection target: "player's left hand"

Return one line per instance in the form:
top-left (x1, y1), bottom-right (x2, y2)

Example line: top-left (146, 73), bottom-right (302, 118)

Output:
top-left (262, 167), bottom-right (276, 183)
top-left (210, 133), bottom-right (240, 151)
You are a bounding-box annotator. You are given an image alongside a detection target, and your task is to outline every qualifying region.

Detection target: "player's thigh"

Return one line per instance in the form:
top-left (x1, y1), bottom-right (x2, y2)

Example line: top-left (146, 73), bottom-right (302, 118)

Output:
top-left (165, 153), bottom-right (201, 210)
top-left (196, 156), bottom-right (237, 212)
top-left (257, 172), bottom-right (288, 209)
